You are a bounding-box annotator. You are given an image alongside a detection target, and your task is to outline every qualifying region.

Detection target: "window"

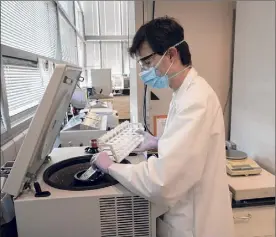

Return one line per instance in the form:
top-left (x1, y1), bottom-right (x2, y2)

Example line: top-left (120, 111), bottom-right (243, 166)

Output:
top-left (75, 2), bottom-right (85, 68)
top-left (83, 1), bottom-right (135, 80)
top-left (3, 63), bottom-right (44, 124)
top-left (1, 113), bottom-right (6, 134)
top-left (98, 1), bottom-right (122, 35)
top-left (59, 11), bottom-right (78, 65)
top-left (86, 42), bottom-right (101, 68)
top-left (75, 2), bottom-right (84, 37)
top-left (58, 1), bottom-right (75, 23)
top-left (101, 42), bottom-right (123, 75)
top-left (1, 1), bottom-right (58, 59)
top-left (2, 57), bottom-right (55, 126)
top-left (1, 0), bottom-right (85, 142)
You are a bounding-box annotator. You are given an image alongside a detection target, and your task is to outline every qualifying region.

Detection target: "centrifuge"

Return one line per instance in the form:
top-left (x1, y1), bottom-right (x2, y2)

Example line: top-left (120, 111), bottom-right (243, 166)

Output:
top-left (3, 64), bottom-right (166, 237)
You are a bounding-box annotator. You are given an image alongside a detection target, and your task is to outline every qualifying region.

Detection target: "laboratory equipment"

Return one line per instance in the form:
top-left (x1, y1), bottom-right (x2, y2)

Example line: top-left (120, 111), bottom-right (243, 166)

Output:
top-left (84, 139), bottom-right (99, 154)
top-left (226, 158), bottom-right (262, 176)
top-left (2, 64), bottom-right (167, 237)
top-left (78, 156), bottom-right (101, 181)
top-left (83, 107), bottom-right (119, 128)
top-left (97, 121), bottom-right (144, 163)
top-left (59, 112), bottom-right (108, 147)
top-left (90, 68), bottom-right (112, 96)
top-left (89, 100), bottom-right (112, 109)
top-left (70, 86), bottom-right (87, 109)
top-left (226, 149), bottom-right (262, 176)
top-left (226, 149), bottom-right (247, 159)
top-left (80, 122), bottom-right (144, 180)
top-left (1, 161), bottom-right (15, 226)
top-left (80, 111), bottom-right (107, 130)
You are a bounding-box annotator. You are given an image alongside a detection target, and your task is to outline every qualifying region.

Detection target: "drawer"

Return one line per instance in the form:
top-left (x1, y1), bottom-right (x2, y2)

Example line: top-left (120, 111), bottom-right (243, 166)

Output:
top-left (233, 205), bottom-right (275, 237)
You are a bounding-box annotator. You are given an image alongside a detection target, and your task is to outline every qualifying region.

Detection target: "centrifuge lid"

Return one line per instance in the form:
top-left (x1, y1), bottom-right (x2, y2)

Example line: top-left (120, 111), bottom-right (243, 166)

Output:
top-left (3, 64), bottom-right (82, 197)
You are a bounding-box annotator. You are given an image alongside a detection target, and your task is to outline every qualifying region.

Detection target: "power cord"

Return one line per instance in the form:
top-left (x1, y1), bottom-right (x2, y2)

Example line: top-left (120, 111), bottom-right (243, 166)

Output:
top-left (143, 85), bottom-right (154, 135)
top-left (223, 83), bottom-right (232, 115)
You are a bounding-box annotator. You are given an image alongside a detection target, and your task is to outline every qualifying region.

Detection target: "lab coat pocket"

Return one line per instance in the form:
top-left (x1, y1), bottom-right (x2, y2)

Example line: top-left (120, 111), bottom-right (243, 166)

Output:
top-left (157, 217), bottom-right (172, 237)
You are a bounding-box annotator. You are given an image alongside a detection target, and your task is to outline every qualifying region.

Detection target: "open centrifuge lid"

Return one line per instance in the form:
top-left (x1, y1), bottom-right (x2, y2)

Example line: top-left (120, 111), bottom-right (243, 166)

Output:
top-left (3, 64), bottom-right (82, 197)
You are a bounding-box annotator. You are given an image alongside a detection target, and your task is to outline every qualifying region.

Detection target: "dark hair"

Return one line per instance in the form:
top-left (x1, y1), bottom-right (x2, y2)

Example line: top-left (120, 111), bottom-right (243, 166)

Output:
top-left (129, 16), bottom-right (192, 66)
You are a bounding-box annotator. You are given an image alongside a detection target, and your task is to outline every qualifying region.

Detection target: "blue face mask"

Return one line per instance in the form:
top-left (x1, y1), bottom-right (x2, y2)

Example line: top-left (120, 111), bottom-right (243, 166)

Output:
top-left (139, 40), bottom-right (186, 89)
top-left (139, 67), bottom-right (169, 89)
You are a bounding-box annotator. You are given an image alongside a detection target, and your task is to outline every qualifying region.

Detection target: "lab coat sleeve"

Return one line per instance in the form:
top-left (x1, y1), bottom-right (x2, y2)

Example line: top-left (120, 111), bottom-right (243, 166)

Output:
top-left (108, 98), bottom-right (215, 207)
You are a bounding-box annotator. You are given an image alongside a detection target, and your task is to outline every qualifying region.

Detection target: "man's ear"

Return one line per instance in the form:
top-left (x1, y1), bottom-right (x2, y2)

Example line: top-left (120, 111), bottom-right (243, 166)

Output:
top-left (168, 47), bottom-right (178, 61)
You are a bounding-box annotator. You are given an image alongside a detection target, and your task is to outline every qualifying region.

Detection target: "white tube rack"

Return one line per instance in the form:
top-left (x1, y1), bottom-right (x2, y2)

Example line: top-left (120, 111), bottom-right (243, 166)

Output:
top-left (98, 121), bottom-right (144, 163)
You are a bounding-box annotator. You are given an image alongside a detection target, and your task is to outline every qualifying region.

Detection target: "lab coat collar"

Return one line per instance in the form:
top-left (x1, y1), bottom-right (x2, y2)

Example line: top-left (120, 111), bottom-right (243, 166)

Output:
top-left (175, 67), bottom-right (197, 94)
top-left (173, 67), bottom-right (198, 97)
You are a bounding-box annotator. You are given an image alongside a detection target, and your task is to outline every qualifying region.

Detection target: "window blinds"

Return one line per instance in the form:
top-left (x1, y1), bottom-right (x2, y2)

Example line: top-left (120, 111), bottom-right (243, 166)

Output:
top-left (83, 1), bottom-right (135, 36)
top-left (58, 1), bottom-right (75, 23)
top-left (83, 1), bottom-right (135, 75)
top-left (77, 38), bottom-right (84, 68)
top-left (1, 1), bottom-right (58, 59)
top-left (59, 10), bottom-right (78, 65)
top-left (86, 42), bottom-right (101, 68)
top-left (3, 65), bottom-right (44, 117)
top-left (75, 2), bottom-right (85, 68)
top-left (83, 1), bottom-right (100, 35)
top-left (101, 42), bottom-right (122, 75)
top-left (98, 1), bottom-right (122, 36)
top-left (75, 2), bottom-right (84, 37)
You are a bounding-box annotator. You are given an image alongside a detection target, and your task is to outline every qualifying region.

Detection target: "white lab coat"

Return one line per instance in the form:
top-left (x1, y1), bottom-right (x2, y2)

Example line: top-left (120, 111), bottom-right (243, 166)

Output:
top-left (109, 68), bottom-right (235, 237)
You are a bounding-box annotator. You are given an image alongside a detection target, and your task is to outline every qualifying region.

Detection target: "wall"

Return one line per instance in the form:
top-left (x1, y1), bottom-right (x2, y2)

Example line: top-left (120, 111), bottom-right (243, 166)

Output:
top-left (133, 1), bottom-right (234, 137)
top-left (129, 68), bottom-right (139, 123)
top-left (132, 1), bottom-right (146, 123)
top-left (230, 1), bottom-right (275, 174)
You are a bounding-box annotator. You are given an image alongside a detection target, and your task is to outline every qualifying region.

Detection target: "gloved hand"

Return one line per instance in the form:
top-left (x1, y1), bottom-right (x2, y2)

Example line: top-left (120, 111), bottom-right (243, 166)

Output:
top-left (133, 130), bottom-right (159, 152)
top-left (92, 152), bottom-right (115, 174)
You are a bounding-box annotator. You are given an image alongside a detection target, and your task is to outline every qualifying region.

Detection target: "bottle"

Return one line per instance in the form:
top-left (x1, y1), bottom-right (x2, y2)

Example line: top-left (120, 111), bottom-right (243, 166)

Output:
top-left (90, 139), bottom-right (99, 154)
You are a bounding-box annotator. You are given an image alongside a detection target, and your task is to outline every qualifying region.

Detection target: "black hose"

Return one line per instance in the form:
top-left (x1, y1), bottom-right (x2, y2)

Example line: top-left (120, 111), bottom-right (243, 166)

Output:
top-left (143, 85), bottom-right (154, 135)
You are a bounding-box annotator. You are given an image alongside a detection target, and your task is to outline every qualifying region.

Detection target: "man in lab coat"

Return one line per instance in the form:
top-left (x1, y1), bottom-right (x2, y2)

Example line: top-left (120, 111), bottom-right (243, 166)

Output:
top-left (94, 16), bottom-right (235, 237)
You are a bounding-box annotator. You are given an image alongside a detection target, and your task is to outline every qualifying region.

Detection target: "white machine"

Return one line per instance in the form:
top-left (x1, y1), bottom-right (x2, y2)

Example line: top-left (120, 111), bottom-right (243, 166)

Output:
top-left (80, 111), bottom-right (107, 130)
top-left (2, 64), bottom-right (167, 237)
top-left (226, 149), bottom-right (262, 176)
top-left (84, 107), bottom-right (119, 129)
top-left (70, 85), bottom-right (87, 109)
top-left (59, 112), bottom-right (108, 147)
top-left (60, 105), bottom-right (118, 147)
top-left (90, 68), bottom-right (112, 96)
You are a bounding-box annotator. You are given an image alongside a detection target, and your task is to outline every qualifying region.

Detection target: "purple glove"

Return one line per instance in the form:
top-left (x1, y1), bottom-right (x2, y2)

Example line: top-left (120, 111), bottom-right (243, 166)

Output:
top-left (92, 152), bottom-right (115, 174)
top-left (133, 130), bottom-right (158, 152)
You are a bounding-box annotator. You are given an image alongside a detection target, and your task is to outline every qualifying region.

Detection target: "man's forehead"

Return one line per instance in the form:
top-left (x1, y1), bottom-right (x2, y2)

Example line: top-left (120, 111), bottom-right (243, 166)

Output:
top-left (137, 41), bottom-right (153, 59)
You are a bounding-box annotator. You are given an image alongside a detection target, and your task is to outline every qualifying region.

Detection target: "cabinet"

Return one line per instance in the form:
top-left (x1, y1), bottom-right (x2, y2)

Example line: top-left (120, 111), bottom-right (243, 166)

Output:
top-left (233, 205), bottom-right (275, 237)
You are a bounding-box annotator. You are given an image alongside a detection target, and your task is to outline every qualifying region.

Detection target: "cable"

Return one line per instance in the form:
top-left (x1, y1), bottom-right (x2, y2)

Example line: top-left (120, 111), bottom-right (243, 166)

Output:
top-left (143, 85), bottom-right (153, 135)
top-left (223, 85), bottom-right (232, 115)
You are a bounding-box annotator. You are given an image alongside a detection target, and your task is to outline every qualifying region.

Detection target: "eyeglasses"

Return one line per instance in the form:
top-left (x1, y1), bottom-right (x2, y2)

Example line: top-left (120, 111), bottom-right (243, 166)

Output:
top-left (137, 52), bottom-right (156, 69)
